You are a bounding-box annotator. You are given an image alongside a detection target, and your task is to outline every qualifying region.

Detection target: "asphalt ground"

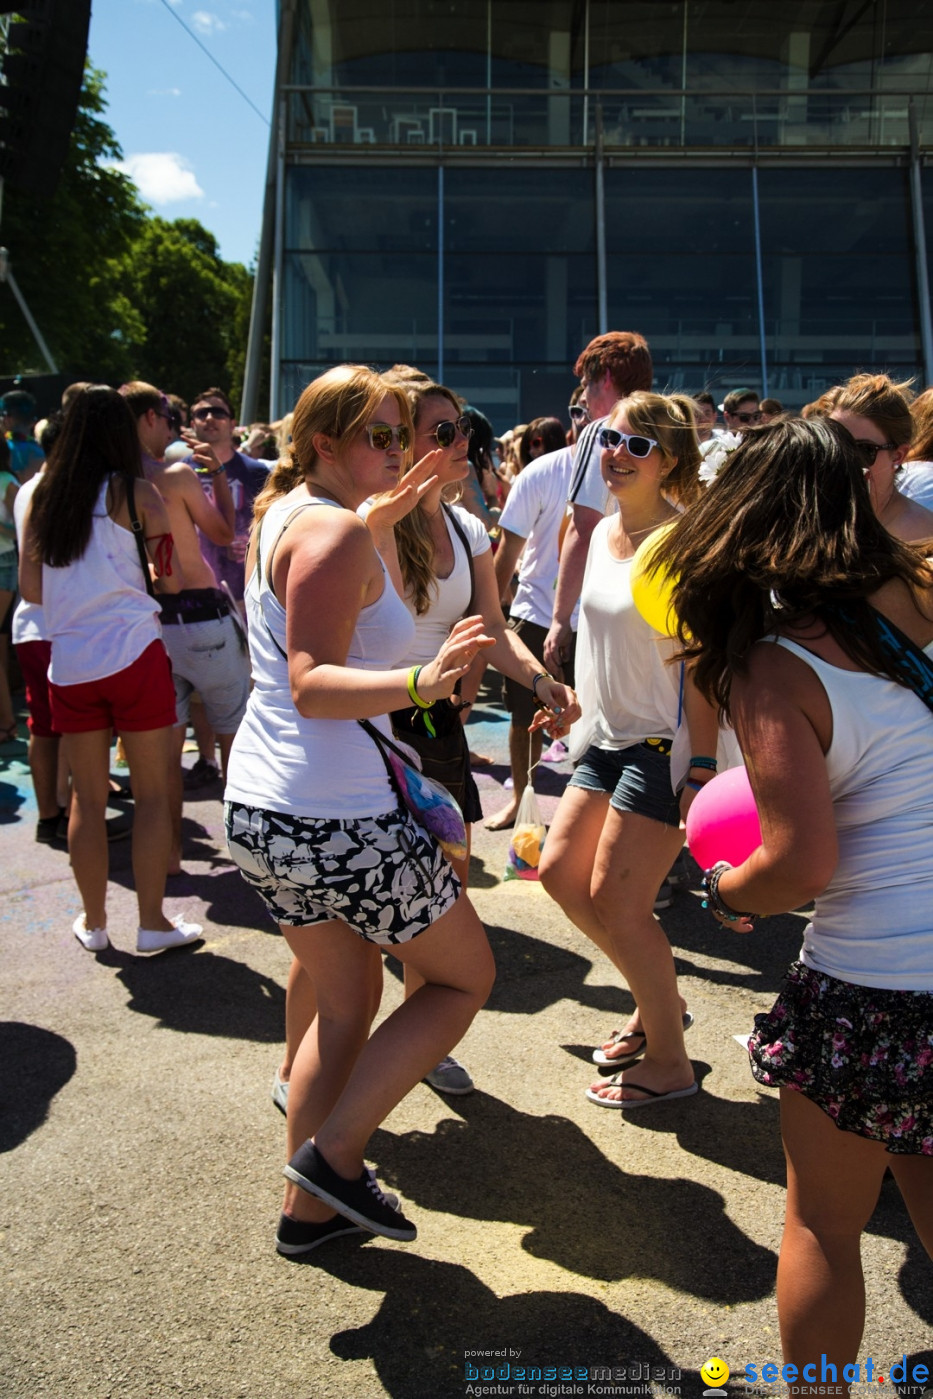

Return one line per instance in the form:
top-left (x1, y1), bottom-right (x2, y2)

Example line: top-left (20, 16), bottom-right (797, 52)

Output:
top-left (2, 680), bottom-right (931, 1399)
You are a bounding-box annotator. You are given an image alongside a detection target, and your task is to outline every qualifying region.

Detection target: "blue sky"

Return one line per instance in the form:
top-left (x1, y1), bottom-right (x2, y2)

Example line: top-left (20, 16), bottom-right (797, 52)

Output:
top-left (87, 0), bottom-right (278, 267)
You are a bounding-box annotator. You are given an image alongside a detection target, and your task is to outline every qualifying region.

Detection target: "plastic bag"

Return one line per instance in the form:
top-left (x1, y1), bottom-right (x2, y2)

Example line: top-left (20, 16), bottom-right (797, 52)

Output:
top-left (504, 783), bottom-right (547, 881)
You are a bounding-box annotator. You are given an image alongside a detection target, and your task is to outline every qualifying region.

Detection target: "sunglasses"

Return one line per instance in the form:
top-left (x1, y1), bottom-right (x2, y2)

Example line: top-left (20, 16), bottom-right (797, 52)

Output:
top-left (598, 427), bottom-right (659, 458)
top-left (192, 406), bottom-right (231, 421)
top-left (365, 423), bottom-right (411, 451)
top-left (568, 404), bottom-right (589, 423)
top-left (422, 414), bottom-right (472, 449)
top-left (855, 439), bottom-right (898, 466)
top-left (732, 411), bottom-right (762, 425)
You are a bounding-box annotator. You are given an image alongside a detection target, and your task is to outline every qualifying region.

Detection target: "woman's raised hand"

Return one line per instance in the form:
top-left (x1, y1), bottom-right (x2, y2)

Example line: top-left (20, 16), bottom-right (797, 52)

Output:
top-left (417, 615), bottom-right (495, 701)
top-left (366, 449), bottom-right (443, 534)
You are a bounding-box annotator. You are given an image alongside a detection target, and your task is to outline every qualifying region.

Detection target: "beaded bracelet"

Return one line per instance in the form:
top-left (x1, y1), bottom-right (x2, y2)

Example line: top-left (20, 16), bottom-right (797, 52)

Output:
top-left (531, 672), bottom-right (550, 701)
top-left (701, 861), bottom-right (754, 923)
top-left (689, 755), bottom-right (718, 772)
top-left (407, 665), bottom-right (434, 710)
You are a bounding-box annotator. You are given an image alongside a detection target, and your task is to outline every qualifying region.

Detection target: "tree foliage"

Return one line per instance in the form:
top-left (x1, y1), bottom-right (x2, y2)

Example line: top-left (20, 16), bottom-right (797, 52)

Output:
top-left (0, 64), bottom-right (257, 408)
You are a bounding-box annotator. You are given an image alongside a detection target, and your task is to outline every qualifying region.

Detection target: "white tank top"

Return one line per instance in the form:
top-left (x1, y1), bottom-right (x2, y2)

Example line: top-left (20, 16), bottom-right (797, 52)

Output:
top-left (225, 495), bottom-right (416, 819)
top-left (575, 515), bottom-right (682, 750)
top-left (773, 636), bottom-right (933, 990)
top-left (43, 479), bottom-right (162, 685)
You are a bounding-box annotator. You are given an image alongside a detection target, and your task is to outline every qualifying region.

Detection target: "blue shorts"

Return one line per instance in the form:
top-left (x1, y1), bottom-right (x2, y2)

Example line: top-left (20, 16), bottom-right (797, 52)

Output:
top-left (569, 741), bottom-right (681, 828)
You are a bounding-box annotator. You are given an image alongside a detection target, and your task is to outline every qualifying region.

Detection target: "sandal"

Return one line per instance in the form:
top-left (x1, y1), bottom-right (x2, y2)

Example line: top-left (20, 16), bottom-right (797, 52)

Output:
top-left (592, 1011), bottom-right (694, 1067)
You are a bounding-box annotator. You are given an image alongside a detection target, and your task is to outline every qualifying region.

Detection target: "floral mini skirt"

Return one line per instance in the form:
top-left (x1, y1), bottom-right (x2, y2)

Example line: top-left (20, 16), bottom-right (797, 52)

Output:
top-left (748, 960), bottom-right (933, 1155)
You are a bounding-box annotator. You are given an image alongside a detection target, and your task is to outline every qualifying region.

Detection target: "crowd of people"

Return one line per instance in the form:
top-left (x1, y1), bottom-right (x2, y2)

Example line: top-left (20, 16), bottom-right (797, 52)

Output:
top-left (3, 334), bottom-right (932, 1382)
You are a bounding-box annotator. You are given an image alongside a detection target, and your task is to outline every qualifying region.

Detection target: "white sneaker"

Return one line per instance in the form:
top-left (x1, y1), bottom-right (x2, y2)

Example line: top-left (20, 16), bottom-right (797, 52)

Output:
top-left (272, 1070), bottom-right (289, 1116)
top-left (136, 914), bottom-right (203, 955)
top-left (73, 914), bottom-right (108, 952)
top-left (653, 881), bottom-right (674, 911)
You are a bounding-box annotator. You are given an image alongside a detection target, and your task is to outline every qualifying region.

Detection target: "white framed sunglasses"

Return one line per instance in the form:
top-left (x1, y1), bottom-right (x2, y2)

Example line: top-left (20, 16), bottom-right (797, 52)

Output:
top-left (598, 427), bottom-right (659, 458)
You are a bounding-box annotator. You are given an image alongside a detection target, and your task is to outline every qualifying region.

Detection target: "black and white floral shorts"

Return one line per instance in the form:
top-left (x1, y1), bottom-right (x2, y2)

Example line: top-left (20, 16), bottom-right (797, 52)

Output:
top-left (225, 801), bottom-right (461, 945)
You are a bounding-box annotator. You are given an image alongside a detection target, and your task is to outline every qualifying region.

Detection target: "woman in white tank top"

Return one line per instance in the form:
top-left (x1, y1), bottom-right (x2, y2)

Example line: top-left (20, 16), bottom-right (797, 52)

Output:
top-left (18, 385), bottom-right (201, 956)
top-left (224, 364), bottom-right (500, 1251)
top-left (656, 415), bottom-right (933, 1384)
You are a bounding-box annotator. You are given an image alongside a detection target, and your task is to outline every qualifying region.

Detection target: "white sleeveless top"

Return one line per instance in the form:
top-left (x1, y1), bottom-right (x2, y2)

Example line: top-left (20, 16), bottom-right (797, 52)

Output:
top-left (572, 515), bottom-right (682, 753)
top-left (225, 495), bottom-right (416, 819)
top-left (773, 636), bottom-right (933, 990)
top-left (42, 479), bottom-right (162, 685)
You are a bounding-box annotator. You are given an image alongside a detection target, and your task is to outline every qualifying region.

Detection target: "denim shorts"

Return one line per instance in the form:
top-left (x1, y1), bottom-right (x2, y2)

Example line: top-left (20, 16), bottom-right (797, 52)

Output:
top-left (162, 612), bottom-right (250, 732)
top-left (225, 800), bottom-right (461, 945)
top-left (569, 740), bottom-right (681, 828)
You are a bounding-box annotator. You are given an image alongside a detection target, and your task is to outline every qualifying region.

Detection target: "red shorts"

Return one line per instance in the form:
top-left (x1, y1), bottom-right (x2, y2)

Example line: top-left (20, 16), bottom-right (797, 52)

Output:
top-left (15, 638), bottom-right (58, 738)
top-left (50, 640), bottom-right (177, 734)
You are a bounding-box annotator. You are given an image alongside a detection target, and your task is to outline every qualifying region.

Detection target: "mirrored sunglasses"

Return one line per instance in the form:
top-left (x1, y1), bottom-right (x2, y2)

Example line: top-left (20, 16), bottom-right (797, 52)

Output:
top-left (568, 404), bottom-right (589, 423)
top-left (425, 415), bottom-right (472, 449)
top-left (855, 439), bottom-right (897, 466)
top-left (365, 423), bottom-right (411, 451)
top-left (598, 427), bottom-right (659, 458)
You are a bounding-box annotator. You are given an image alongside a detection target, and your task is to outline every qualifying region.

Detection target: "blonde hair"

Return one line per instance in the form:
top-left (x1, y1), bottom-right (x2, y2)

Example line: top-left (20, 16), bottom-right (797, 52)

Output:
top-left (252, 364), bottom-right (411, 526)
top-left (394, 382), bottom-right (465, 616)
top-left (613, 391), bottom-right (702, 508)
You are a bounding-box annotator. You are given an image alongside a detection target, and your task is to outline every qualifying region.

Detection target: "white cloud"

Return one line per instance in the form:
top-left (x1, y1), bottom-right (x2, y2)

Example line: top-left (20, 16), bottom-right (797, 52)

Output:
top-left (111, 152), bottom-right (204, 205)
top-left (191, 10), bottom-right (226, 35)
top-left (146, 88), bottom-right (183, 97)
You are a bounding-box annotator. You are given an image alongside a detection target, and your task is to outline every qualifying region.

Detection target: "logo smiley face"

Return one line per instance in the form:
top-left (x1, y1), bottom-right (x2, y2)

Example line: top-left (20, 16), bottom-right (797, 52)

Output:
top-left (701, 1358), bottom-right (730, 1388)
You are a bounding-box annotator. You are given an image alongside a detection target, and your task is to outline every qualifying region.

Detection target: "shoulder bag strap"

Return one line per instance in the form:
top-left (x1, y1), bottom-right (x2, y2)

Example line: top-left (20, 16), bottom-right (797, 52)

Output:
top-left (442, 502), bottom-right (476, 616)
top-left (829, 602), bottom-right (933, 716)
top-left (126, 475), bottom-right (155, 598)
top-left (257, 500), bottom-right (336, 660)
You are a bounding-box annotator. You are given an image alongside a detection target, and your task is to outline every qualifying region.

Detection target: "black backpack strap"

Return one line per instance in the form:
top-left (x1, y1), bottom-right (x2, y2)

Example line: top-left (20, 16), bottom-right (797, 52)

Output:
top-left (442, 502), bottom-right (476, 617)
top-left (126, 476), bottom-right (155, 598)
top-left (829, 603), bottom-right (933, 716)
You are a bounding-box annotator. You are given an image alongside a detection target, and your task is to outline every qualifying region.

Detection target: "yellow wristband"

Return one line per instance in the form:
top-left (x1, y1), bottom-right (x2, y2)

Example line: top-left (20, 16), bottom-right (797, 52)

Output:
top-left (407, 665), bottom-right (433, 709)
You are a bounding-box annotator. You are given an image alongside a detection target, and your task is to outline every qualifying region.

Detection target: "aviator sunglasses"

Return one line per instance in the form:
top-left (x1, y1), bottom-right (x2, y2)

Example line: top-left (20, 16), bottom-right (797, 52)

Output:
top-left (598, 427), bottom-right (659, 458)
top-left (732, 410), bottom-right (762, 425)
top-left (365, 423), bottom-right (411, 451)
top-left (422, 414), bottom-right (473, 449)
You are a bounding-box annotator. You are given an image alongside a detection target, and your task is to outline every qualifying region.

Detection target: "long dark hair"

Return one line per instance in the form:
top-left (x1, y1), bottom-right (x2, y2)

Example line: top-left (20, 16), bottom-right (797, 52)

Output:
top-left (653, 416), bottom-right (933, 718)
top-left (30, 385), bottom-right (143, 568)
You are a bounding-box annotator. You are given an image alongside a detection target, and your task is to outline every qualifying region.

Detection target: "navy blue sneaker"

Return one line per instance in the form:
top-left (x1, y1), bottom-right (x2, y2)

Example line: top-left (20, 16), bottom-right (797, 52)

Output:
top-left (283, 1142), bottom-right (416, 1241)
top-left (275, 1212), bottom-right (365, 1256)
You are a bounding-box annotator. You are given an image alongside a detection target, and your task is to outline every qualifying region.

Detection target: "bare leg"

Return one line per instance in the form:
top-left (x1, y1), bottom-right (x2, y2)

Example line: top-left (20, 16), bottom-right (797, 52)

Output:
top-left (280, 956), bottom-right (319, 1083)
top-left (484, 721), bottom-right (542, 830)
top-left (167, 724), bottom-right (186, 875)
top-left (29, 733), bottom-right (61, 820)
top-left (888, 1153), bottom-right (933, 1259)
top-left (285, 896), bottom-right (494, 1222)
top-left (540, 786), bottom-right (688, 1100)
top-left (62, 729), bottom-right (112, 929)
top-left (777, 1089), bottom-right (891, 1392)
top-left (216, 730), bottom-right (236, 787)
top-left (119, 726), bottom-right (176, 930)
top-left (401, 835), bottom-right (470, 998)
top-left (189, 698), bottom-right (215, 765)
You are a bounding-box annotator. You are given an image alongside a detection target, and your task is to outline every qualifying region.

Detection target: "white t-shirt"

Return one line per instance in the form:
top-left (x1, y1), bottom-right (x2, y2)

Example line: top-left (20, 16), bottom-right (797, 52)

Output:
top-left (498, 447), bottom-right (579, 630)
top-left (12, 471), bottom-right (44, 645)
top-left (566, 416), bottom-right (613, 516)
top-left (570, 515), bottom-right (682, 757)
top-left (898, 460), bottom-right (933, 511)
top-left (773, 636), bottom-right (933, 990)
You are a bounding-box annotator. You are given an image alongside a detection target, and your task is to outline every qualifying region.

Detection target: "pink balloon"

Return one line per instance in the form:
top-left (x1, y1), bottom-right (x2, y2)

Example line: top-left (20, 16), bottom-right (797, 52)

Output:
top-left (686, 766), bottom-right (762, 870)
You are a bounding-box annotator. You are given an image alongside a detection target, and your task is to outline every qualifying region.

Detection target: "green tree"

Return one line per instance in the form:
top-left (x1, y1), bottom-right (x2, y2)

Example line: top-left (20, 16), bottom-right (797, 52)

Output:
top-left (0, 64), bottom-right (145, 383)
top-left (115, 216), bottom-right (252, 407)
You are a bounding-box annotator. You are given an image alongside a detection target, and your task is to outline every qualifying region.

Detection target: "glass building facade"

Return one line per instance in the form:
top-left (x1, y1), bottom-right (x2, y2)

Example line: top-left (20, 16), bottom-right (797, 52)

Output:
top-left (248, 0), bottom-right (933, 427)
